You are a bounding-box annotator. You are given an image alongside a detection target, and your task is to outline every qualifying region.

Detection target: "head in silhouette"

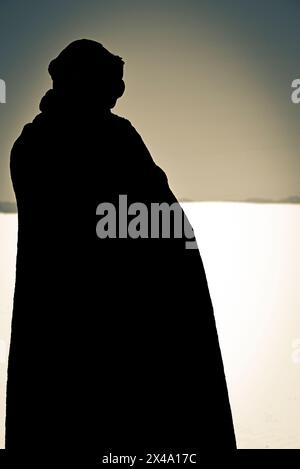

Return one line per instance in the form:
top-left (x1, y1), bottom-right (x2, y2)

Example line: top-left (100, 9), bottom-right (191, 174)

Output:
top-left (48, 39), bottom-right (125, 111)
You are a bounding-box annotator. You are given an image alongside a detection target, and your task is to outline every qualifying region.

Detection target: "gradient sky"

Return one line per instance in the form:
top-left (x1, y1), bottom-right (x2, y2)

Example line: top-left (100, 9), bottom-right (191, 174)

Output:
top-left (0, 0), bottom-right (299, 202)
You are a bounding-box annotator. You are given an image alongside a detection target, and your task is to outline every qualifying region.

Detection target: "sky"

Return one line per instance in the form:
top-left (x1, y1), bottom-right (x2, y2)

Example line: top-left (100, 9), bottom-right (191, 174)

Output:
top-left (0, 0), bottom-right (299, 202)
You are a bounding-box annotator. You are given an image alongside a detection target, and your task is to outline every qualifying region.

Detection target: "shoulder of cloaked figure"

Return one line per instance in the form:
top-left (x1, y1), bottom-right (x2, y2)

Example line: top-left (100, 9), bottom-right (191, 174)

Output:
top-left (18, 112), bottom-right (46, 140)
top-left (109, 112), bottom-right (134, 130)
top-left (11, 122), bottom-right (34, 151)
top-left (110, 113), bottom-right (170, 178)
top-left (110, 113), bottom-right (154, 148)
top-left (10, 112), bottom-right (50, 167)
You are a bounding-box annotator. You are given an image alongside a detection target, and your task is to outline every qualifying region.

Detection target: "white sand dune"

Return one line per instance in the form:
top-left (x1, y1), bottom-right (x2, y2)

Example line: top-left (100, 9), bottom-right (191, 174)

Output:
top-left (0, 203), bottom-right (300, 449)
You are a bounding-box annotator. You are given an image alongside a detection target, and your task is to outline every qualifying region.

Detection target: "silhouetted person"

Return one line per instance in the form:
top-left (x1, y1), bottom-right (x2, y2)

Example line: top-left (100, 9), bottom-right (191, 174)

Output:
top-left (6, 39), bottom-right (236, 457)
